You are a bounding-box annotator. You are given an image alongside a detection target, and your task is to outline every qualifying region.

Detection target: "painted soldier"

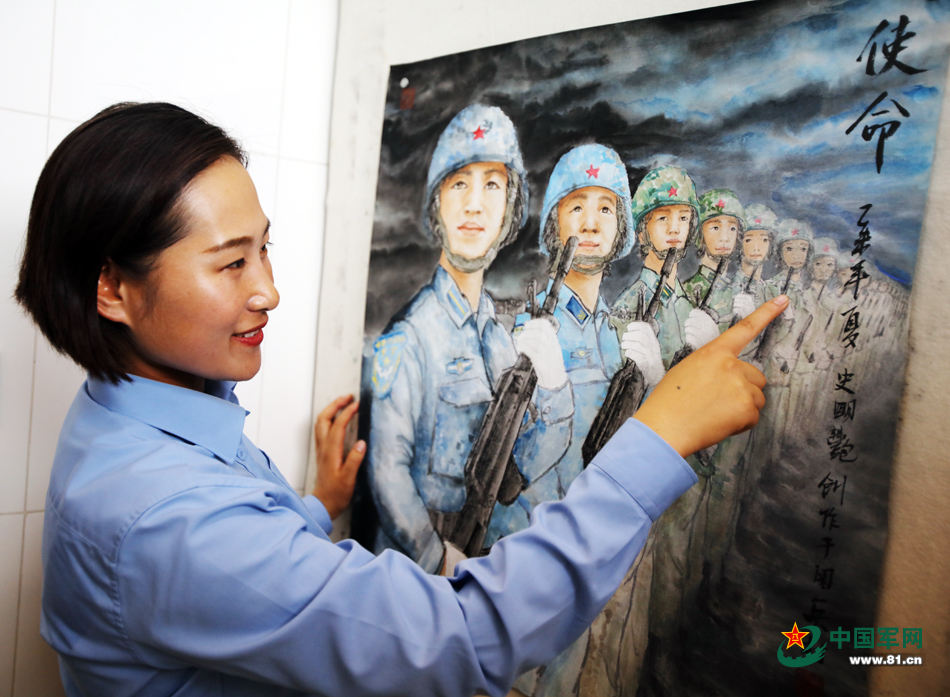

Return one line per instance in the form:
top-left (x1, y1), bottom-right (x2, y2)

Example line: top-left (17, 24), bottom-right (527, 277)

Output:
top-left (610, 165), bottom-right (719, 385)
top-left (759, 218), bottom-right (814, 458)
top-left (682, 188), bottom-right (753, 327)
top-left (601, 166), bottom-right (720, 697)
top-left (773, 218), bottom-right (813, 290)
top-left (787, 236), bottom-right (840, 436)
top-left (732, 204), bottom-right (781, 356)
top-left (489, 143), bottom-right (635, 697)
top-left (367, 104), bottom-right (572, 574)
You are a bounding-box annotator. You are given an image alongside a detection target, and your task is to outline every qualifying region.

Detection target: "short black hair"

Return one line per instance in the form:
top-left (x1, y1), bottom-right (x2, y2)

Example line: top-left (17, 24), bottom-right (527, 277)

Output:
top-left (15, 102), bottom-right (245, 383)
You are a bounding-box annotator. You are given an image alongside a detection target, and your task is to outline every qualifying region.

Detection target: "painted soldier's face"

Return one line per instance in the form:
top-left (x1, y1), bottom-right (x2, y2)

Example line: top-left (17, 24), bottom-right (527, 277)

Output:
top-left (701, 215), bottom-right (740, 258)
top-left (812, 255), bottom-right (836, 282)
top-left (642, 204), bottom-right (692, 253)
top-left (438, 161), bottom-right (508, 262)
top-left (557, 186), bottom-right (618, 269)
top-left (742, 229), bottom-right (771, 265)
top-left (780, 240), bottom-right (810, 269)
top-left (837, 266), bottom-right (852, 286)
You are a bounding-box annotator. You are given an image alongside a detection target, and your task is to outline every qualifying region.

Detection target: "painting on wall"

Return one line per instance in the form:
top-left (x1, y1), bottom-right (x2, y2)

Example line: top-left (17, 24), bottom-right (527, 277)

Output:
top-left (352, 0), bottom-right (950, 694)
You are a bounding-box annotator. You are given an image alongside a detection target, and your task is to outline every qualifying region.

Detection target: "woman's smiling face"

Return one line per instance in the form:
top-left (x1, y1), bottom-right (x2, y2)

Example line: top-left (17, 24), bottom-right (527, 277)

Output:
top-left (108, 156), bottom-right (279, 390)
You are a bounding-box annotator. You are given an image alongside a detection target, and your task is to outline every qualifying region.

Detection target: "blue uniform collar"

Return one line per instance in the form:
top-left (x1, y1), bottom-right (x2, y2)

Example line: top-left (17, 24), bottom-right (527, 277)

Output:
top-left (546, 279), bottom-right (608, 328)
top-left (86, 375), bottom-right (248, 463)
top-left (433, 265), bottom-right (496, 333)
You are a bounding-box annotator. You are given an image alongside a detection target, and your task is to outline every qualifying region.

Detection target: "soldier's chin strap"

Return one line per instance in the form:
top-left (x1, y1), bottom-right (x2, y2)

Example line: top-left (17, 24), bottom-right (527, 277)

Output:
top-left (443, 243), bottom-right (500, 273)
top-left (707, 249), bottom-right (737, 263)
top-left (436, 171), bottom-right (520, 273)
top-left (647, 240), bottom-right (687, 264)
top-left (570, 253), bottom-right (610, 275)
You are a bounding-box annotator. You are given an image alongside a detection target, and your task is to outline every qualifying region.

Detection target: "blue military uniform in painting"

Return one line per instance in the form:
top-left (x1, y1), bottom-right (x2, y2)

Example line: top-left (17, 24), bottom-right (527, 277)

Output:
top-left (369, 266), bottom-right (573, 573)
top-left (485, 143), bottom-right (633, 545)
top-left (486, 284), bottom-right (622, 545)
top-left (368, 103), bottom-right (572, 572)
top-left (485, 143), bottom-right (633, 697)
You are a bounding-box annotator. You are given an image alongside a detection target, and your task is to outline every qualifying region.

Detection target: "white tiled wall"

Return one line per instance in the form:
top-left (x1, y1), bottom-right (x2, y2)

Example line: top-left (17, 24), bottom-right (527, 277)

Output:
top-left (0, 1), bottom-right (338, 694)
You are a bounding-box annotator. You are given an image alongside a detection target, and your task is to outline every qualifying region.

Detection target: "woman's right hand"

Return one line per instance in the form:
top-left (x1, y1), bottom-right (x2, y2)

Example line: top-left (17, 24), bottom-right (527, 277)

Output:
top-left (634, 296), bottom-right (789, 458)
top-left (313, 394), bottom-right (366, 520)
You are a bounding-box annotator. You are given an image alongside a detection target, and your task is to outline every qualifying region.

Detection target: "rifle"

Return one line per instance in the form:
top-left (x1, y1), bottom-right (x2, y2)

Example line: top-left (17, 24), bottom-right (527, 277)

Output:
top-left (669, 257), bottom-right (728, 367)
top-left (581, 250), bottom-right (677, 465)
top-left (727, 269), bottom-right (759, 330)
top-left (794, 313), bottom-right (814, 354)
top-left (743, 270), bottom-right (756, 294)
top-left (753, 266), bottom-right (794, 363)
top-left (794, 281), bottom-right (826, 358)
top-left (445, 236), bottom-right (578, 556)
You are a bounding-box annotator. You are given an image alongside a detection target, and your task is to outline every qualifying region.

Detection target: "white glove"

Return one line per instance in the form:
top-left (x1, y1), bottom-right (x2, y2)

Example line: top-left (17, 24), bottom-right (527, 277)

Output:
top-left (732, 293), bottom-right (755, 321)
top-left (620, 321), bottom-right (665, 389)
top-left (514, 318), bottom-right (567, 389)
top-left (685, 308), bottom-right (720, 349)
top-left (441, 541), bottom-right (467, 576)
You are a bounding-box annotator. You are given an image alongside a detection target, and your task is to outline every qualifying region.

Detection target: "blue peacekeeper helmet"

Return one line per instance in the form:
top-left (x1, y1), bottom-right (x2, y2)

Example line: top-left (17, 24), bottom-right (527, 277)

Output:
top-left (423, 104), bottom-right (529, 241)
top-left (539, 143), bottom-right (635, 259)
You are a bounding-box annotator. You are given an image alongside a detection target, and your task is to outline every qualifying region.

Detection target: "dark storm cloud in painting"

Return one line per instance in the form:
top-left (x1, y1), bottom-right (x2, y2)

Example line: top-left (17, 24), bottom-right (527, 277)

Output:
top-left (365, 0), bottom-right (949, 335)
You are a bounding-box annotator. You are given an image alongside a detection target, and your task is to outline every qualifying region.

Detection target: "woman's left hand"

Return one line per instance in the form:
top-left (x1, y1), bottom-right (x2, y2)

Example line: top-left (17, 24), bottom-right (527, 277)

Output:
top-left (313, 394), bottom-right (366, 519)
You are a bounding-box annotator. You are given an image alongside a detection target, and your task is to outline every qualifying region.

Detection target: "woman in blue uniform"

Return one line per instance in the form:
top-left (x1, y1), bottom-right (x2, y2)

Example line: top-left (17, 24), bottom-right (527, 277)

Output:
top-left (15, 101), bottom-right (784, 697)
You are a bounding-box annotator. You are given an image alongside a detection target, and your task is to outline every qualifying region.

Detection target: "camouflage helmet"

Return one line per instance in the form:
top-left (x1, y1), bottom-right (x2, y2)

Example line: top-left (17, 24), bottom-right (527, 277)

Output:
top-left (698, 189), bottom-right (745, 226)
top-left (630, 165), bottom-right (700, 228)
top-left (539, 143), bottom-right (634, 259)
top-left (743, 203), bottom-right (779, 236)
top-left (423, 104), bottom-right (528, 242)
top-left (813, 237), bottom-right (839, 259)
top-left (695, 188), bottom-right (745, 252)
top-left (775, 218), bottom-right (814, 249)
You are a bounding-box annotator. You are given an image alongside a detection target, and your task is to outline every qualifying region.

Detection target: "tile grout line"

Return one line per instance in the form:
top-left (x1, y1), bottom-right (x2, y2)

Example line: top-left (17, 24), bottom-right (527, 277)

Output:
top-left (247, 0), bottom-right (295, 448)
top-left (12, 4), bottom-right (61, 692)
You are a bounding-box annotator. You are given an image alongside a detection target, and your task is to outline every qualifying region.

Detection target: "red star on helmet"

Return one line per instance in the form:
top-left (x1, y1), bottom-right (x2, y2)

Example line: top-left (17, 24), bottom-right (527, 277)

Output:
top-left (472, 126), bottom-right (485, 140)
top-left (792, 229), bottom-right (800, 235)
top-left (668, 185), bottom-right (678, 197)
top-left (716, 198), bottom-right (726, 209)
top-left (586, 164), bottom-right (599, 178)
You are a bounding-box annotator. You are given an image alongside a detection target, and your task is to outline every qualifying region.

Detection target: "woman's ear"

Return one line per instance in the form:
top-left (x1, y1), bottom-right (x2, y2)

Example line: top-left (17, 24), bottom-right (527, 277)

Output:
top-left (97, 260), bottom-right (133, 326)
